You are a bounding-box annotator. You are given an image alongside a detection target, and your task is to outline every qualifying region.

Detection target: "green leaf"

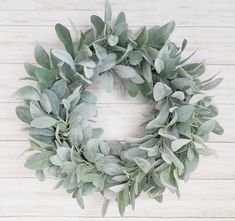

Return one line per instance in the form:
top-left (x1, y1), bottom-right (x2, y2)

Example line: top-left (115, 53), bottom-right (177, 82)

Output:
top-left (102, 199), bottom-right (109, 217)
top-left (81, 90), bottom-right (97, 104)
top-left (146, 100), bottom-right (170, 129)
top-left (25, 151), bottom-right (52, 170)
top-left (16, 106), bottom-right (32, 124)
top-left (57, 147), bottom-right (71, 161)
top-left (113, 65), bottom-right (138, 79)
top-left (212, 121), bottom-right (224, 135)
top-left (55, 23), bottom-right (74, 58)
top-left (176, 105), bottom-right (194, 122)
top-left (153, 82), bottom-right (172, 101)
top-left (128, 81), bottom-right (139, 97)
top-left (100, 71), bottom-right (113, 92)
top-left (24, 63), bottom-right (36, 77)
top-left (171, 139), bottom-right (191, 152)
top-left (171, 91), bottom-right (185, 100)
top-left (31, 116), bottom-right (58, 128)
top-left (99, 141), bottom-right (110, 155)
top-left (131, 73), bottom-right (145, 84)
top-left (160, 166), bottom-right (177, 191)
top-left (76, 189), bottom-right (85, 209)
top-left (104, 0), bottom-right (112, 24)
top-left (40, 93), bottom-right (52, 113)
top-left (118, 190), bottom-right (126, 217)
top-left (51, 79), bottom-right (67, 99)
top-left (83, 139), bottom-right (99, 162)
top-left (34, 44), bottom-right (51, 69)
top-left (93, 43), bottom-right (107, 60)
top-left (154, 58), bottom-right (165, 73)
top-left (108, 35), bottom-right (119, 46)
top-left (200, 78), bottom-right (223, 90)
top-left (36, 170), bottom-right (45, 182)
top-left (91, 15), bottom-right (105, 38)
top-left (96, 53), bottom-right (117, 73)
top-left (134, 157), bottom-right (152, 174)
top-left (181, 39), bottom-right (187, 52)
top-left (128, 50), bottom-right (142, 65)
top-left (108, 183), bottom-right (126, 193)
top-left (16, 86), bottom-right (40, 100)
top-left (84, 66), bottom-right (94, 78)
top-left (171, 78), bottom-right (195, 90)
top-left (142, 61), bottom-right (152, 82)
top-left (121, 147), bottom-right (146, 162)
top-left (148, 21), bottom-right (175, 48)
top-left (44, 89), bottom-right (60, 115)
top-left (30, 101), bottom-right (46, 119)
top-left (51, 49), bottom-right (75, 72)
top-left (197, 120), bottom-right (216, 136)
top-left (35, 67), bottom-right (56, 88)
top-left (189, 94), bottom-right (206, 104)
top-left (135, 26), bottom-right (148, 47)
top-left (69, 124), bottom-right (83, 147)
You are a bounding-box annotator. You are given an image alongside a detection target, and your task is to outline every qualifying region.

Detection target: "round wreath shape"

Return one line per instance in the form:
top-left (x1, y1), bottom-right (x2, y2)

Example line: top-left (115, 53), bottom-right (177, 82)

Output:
top-left (16, 1), bottom-right (224, 216)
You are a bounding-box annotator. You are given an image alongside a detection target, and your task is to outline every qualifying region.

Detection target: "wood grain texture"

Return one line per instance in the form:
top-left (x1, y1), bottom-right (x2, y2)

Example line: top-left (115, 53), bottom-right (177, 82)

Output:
top-left (0, 219), bottom-right (234, 221)
top-left (0, 0), bottom-right (235, 220)
top-left (0, 0), bottom-right (235, 27)
top-left (0, 178), bottom-right (235, 217)
top-left (0, 26), bottom-right (235, 64)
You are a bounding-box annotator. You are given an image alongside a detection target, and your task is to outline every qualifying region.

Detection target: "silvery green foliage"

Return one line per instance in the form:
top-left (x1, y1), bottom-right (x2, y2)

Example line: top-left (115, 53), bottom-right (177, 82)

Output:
top-left (15, 0), bottom-right (223, 216)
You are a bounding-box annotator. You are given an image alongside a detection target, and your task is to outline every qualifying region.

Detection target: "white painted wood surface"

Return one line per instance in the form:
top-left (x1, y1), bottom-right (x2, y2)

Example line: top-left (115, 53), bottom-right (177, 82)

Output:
top-left (0, 0), bottom-right (235, 220)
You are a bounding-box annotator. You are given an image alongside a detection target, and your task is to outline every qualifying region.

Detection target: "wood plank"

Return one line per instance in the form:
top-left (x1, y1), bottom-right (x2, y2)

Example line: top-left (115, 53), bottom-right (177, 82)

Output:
top-left (0, 64), bottom-right (231, 104)
top-left (0, 218), bottom-right (234, 221)
top-left (1, 0), bottom-right (235, 27)
top-left (0, 178), bottom-right (234, 217)
top-left (1, 26), bottom-right (235, 64)
top-left (0, 103), bottom-right (232, 142)
top-left (1, 141), bottom-right (234, 179)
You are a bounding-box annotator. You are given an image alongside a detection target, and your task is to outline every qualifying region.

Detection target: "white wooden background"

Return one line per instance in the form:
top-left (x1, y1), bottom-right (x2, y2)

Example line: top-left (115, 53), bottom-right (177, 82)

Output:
top-left (0, 0), bottom-right (235, 220)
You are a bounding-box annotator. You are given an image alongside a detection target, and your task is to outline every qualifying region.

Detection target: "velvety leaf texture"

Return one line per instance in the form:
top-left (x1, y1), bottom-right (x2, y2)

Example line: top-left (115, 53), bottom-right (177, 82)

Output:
top-left (15, 1), bottom-right (223, 217)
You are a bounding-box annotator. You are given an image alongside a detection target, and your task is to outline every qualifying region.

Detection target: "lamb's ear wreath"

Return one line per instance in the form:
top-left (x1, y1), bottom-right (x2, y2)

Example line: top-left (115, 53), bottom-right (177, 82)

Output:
top-left (16, 0), bottom-right (223, 216)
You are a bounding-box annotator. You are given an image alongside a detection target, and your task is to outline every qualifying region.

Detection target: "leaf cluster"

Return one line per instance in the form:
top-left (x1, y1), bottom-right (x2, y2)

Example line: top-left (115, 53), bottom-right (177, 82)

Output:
top-left (15, 0), bottom-right (223, 216)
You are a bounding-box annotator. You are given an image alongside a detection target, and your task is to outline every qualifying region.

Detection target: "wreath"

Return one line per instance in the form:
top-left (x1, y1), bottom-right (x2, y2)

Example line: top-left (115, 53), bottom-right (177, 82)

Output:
top-left (15, 0), bottom-right (224, 216)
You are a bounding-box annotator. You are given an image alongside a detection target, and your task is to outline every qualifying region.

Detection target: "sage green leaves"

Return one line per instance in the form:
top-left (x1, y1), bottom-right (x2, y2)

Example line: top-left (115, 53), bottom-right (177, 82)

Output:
top-left (153, 82), bottom-right (172, 101)
top-left (15, 0), bottom-right (223, 217)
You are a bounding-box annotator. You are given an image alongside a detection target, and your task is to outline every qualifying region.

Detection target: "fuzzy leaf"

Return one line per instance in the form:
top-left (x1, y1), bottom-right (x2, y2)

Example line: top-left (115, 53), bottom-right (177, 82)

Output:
top-left (51, 49), bottom-right (75, 72)
top-left (160, 166), bottom-right (177, 191)
top-left (35, 68), bottom-right (56, 88)
top-left (55, 23), bottom-right (74, 58)
top-left (171, 139), bottom-right (191, 152)
top-left (31, 116), bottom-right (58, 128)
top-left (16, 106), bottom-right (32, 124)
top-left (25, 151), bottom-right (52, 170)
top-left (153, 82), bottom-right (172, 101)
top-left (135, 26), bottom-right (148, 47)
top-left (128, 81), bottom-right (139, 97)
top-left (200, 78), bottom-right (222, 90)
top-left (100, 71), bottom-right (113, 92)
top-left (197, 120), bottom-right (216, 136)
top-left (91, 15), bottom-right (105, 38)
top-left (113, 65), bottom-right (138, 79)
top-left (154, 58), bottom-right (165, 73)
top-left (16, 86), bottom-right (40, 100)
top-left (148, 21), bottom-right (175, 47)
top-left (134, 157), bottom-right (152, 174)
top-left (34, 44), bottom-right (50, 69)
top-left (108, 35), bottom-right (119, 46)
top-left (176, 105), bottom-right (194, 122)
